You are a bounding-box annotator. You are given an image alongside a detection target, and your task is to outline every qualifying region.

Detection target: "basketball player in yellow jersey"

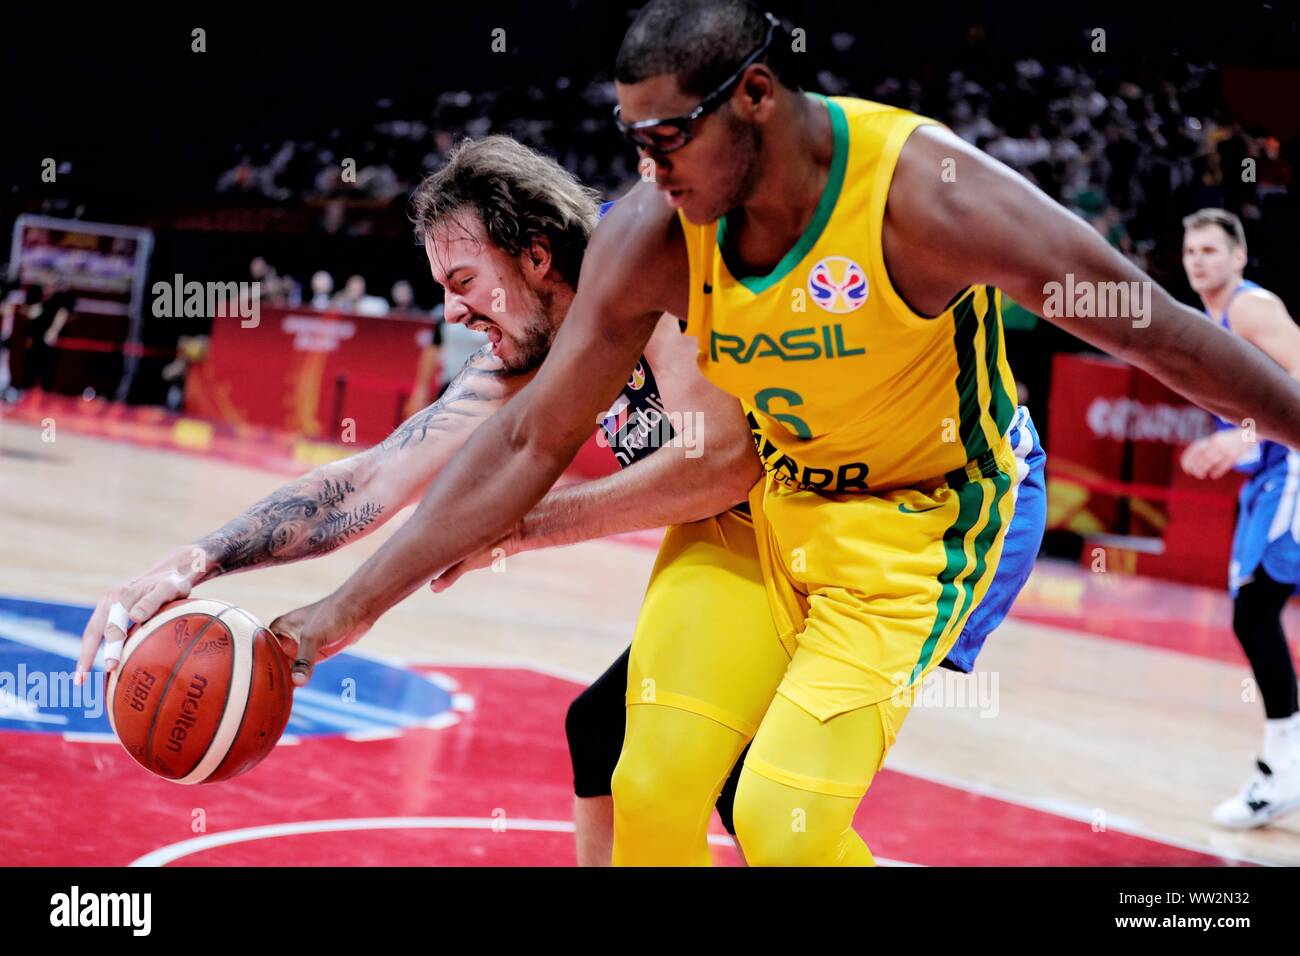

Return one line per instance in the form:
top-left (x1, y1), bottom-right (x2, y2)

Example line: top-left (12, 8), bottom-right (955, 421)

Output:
top-left (272, 0), bottom-right (1300, 865)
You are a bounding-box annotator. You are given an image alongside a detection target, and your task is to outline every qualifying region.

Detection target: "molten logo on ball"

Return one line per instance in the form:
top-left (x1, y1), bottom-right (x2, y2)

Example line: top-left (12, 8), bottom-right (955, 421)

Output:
top-left (166, 673), bottom-right (208, 753)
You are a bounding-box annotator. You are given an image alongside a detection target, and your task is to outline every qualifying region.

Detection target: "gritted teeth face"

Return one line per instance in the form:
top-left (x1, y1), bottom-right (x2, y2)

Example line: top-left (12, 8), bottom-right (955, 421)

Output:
top-left (468, 317), bottom-right (505, 348)
top-left (423, 212), bottom-right (556, 374)
top-left (425, 218), bottom-right (523, 360)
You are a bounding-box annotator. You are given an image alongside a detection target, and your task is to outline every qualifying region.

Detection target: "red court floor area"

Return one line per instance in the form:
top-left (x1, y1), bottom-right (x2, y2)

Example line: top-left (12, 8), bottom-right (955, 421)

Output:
top-left (0, 662), bottom-right (1251, 867)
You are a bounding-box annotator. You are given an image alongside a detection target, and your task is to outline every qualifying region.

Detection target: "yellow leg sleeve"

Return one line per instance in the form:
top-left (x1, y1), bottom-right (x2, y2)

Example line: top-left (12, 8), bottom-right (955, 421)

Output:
top-left (732, 693), bottom-right (896, 866)
top-left (611, 702), bottom-right (747, 866)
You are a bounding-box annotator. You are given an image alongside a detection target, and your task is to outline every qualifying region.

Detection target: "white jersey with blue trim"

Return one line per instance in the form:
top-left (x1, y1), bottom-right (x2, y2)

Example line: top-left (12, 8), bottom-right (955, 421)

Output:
top-left (1210, 279), bottom-right (1292, 475)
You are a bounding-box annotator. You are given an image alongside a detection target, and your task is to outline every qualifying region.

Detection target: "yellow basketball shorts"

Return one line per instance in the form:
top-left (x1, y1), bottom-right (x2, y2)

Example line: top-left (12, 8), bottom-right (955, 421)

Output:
top-left (624, 507), bottom-right (790, 738)
top-left (748, 434), bottom-right (1018, 760)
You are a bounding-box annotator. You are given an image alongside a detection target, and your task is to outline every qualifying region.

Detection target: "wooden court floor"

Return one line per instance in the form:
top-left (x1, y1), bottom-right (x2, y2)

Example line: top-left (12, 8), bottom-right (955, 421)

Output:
top-left (3, 419), bottom-right (1298, 866)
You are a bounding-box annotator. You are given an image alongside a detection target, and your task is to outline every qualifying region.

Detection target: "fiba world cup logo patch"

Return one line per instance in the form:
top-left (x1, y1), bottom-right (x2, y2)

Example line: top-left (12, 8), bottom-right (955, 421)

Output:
top-left (808, 256), bottom-right (868, 314)
top-left (627, 362), bottom-right (646, 391)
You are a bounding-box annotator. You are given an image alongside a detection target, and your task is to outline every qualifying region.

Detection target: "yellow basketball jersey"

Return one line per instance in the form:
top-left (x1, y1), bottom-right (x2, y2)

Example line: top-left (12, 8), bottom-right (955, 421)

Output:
top-left (679, 94), bottom-right (1018, 494)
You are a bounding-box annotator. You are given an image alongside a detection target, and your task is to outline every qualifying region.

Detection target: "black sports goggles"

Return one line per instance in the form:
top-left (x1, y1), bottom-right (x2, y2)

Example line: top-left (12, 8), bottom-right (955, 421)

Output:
top-left (612, 12), bottom-right (779, 154)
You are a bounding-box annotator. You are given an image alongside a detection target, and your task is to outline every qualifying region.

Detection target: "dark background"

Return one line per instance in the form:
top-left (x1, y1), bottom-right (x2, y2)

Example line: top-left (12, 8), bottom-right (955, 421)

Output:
top-left (3, 0), bottom-right (1298, 417)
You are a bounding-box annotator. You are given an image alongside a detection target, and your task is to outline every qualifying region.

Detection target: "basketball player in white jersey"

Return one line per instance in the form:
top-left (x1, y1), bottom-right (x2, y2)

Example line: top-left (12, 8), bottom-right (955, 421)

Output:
top-left (1179, 207), bottom-right (1300, 828)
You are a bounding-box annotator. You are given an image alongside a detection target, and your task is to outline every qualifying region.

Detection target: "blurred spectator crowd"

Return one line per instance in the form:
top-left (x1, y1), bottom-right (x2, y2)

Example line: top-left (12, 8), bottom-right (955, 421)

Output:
top-left (214, 36), bottom-right (1294, 294)
top-left (243, 254), bottom-right (426, 318)
top-left (10, 14), bottom-right (1296, 416)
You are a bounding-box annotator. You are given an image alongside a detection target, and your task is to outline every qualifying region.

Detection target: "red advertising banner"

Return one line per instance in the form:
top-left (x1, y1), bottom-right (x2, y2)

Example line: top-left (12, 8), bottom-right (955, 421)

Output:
top-left (184, 307), bottom-right (431, 446)
top-left (1047, 353), bottom-right (1245, 588)
top-left (183, 305), bottom-right (621, 476)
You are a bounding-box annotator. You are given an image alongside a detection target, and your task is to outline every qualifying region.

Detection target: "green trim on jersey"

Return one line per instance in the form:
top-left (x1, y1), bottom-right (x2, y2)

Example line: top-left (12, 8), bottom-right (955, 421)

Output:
top-left (951, 287), bottom-right (1015, 461)
top-left (909, 467), bottom-right (1011, 682)
top-left (951, 292), bottom-right (990, 461)
top-left (716, 93), bottom-right (849, 294)
top-left (910, 479), bottom-right (984, 681)
top-left (981, 290), bottom-right (1015, 438)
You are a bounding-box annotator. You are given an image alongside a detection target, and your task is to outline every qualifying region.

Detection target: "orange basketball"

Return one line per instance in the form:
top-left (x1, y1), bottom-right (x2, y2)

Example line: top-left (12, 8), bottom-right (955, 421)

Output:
top-left (106, 598), bottom-right (293, 784)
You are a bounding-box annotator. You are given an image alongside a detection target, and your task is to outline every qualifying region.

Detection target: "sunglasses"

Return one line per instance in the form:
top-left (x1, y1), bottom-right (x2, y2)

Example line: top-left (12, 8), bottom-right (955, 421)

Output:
top-left (612, 11), bottom-right (779, 155)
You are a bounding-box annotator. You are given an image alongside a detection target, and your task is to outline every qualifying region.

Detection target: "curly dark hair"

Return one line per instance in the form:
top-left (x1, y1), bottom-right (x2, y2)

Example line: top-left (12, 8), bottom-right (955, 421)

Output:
top-left (410, 135), bottom-right (601, 286)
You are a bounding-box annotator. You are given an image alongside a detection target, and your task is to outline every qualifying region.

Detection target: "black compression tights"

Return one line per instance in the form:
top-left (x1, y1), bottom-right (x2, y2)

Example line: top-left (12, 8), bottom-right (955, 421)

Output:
top-left (1232, 568), bottom-right (1299, 720)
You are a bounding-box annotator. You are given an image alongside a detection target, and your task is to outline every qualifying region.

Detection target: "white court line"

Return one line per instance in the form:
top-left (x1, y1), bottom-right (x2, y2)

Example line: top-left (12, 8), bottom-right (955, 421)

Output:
top-left (424, 672), bottom-right (460, 692)
top-left (405, 655), bottom-right (606, 686)
top-left (886, 758), bottom-right (1275, 868)
top-left (0, 598), bottom-right (474, 735)
top-left (127, 816), bottom-right (914, 867)
top-left (0, 596), bottom-right (601, 685)
top-left (4, 596), bottom-right (1258, 866)
top-left (288, 700), bottom-right (382, 733)
top-left (294, 684), bottom-right (457, 726)
top-left (343, 728), bottom-right (404, 742)
top-left (62, 731), bottom-right (117, 744)
top-left (0, 611), bottom-right (101, 664)
top-left (0, 698), bottom-right (68, 725)
top-left (403, 658), bottom-right (1284, 866)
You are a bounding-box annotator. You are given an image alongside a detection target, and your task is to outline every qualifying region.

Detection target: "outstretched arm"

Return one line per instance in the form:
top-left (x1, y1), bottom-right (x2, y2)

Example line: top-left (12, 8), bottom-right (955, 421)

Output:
top-left (891, 126), bottom-right (1300, 447)
top-left (195, 352), bottom-right (505, 576)
top-left (74, 352), bottom-right (509, 679)
top-left (515, 407), bottom-right (758, 550)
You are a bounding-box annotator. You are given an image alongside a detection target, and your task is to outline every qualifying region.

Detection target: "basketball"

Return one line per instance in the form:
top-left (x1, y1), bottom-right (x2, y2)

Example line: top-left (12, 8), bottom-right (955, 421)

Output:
top-left (106, 598), bottom-right (294, 784)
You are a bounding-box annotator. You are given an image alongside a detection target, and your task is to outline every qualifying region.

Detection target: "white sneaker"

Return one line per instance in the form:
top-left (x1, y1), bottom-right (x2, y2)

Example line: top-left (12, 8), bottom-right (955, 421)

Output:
top-left (1212, 757), bottom-right (1300, 829)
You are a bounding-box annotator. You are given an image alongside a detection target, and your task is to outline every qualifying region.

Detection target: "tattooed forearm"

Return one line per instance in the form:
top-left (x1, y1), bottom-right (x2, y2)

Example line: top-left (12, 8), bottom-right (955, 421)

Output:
top-left (194, 471), bottom-right (386, 578)
top-left (380, 353), bottom-right (504, 452)
top-left (317, 477), bottom-right (354, 510)
top-left (310, 502), bottom-right (385, 550)
top-left (192, 352), bottom-right (507, 580)
top-left (381, 399), bottom-right (475, 451)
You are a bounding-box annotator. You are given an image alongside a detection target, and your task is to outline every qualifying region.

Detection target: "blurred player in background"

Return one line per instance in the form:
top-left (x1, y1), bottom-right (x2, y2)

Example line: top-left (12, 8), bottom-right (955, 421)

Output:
top-left (15, 280), bottom-right (75, 394)
top-left (1179, 207), bottom-right (1300, 828)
